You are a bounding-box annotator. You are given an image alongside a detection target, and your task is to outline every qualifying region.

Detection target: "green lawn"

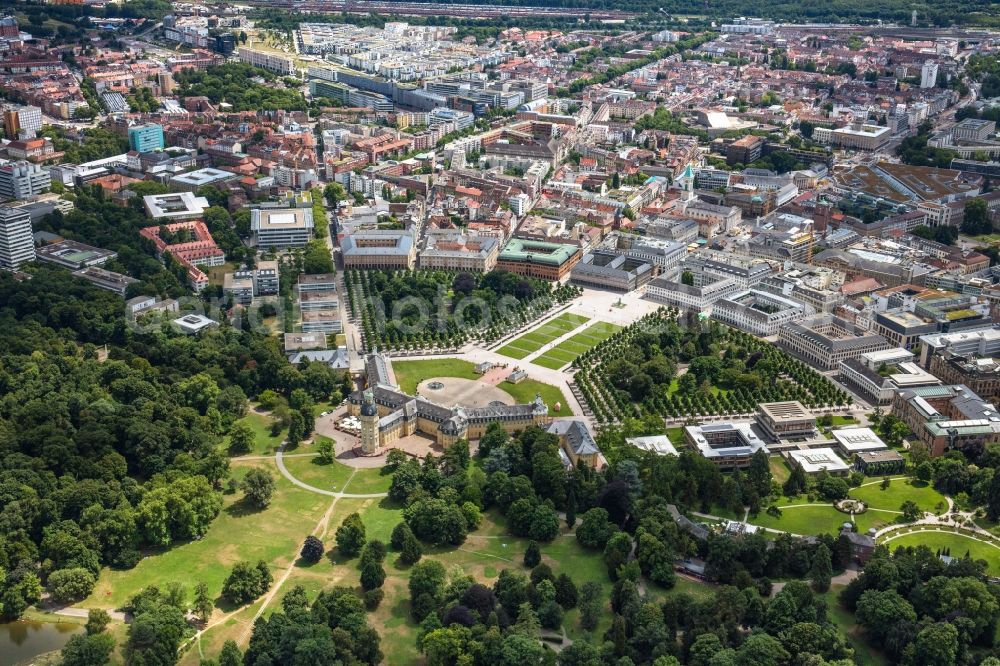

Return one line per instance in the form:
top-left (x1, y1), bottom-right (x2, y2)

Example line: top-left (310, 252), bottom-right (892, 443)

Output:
top-left (747, 477), bottom-right (947, 538)
top-left (751, 505), bottom-right (849, 537)
top-left (500, 378), bottom-right (574, 416)
top-left (84, 460), bottom-right (330, 611)
top-left (769, 456), bottom-right (791, 485)
top-left (884, 529), bottom-right (1000, 574)
top-left (665, 427), bottom-right (686, 448)
top-left (388, 356), bottom-right (572, 417)
top-left (224, 411), bottom-right (285, 456)
top-left (828, 415), bottom-right (858, 426)
top-left (975, 516), bottom-right (1000, 539)
top-left (664, 377), bottom-right (729, 397)
top-left (851, 478), bottom-right (947, 514)
top-left (391, 358), bottom-right (480, 394)
top-left (280, 454), bottom-right (359, 492)
top-left (497, 312), bottom-right (591, 359)
top-left (532, 321), bottom-right (622, 370)
top-left (970, 233), bottom-right (1000, 244)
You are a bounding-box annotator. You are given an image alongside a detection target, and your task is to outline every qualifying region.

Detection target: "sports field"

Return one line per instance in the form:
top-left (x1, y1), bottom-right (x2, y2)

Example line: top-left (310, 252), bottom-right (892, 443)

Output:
top-left (496, 312), bottom-right (590, 359)
top-left (532, 321), bottom-right (623, 370)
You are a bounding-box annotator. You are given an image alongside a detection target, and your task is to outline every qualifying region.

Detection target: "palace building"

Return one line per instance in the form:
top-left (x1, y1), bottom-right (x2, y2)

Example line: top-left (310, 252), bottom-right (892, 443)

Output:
top-left (348, 353), bottom-right (549, 452)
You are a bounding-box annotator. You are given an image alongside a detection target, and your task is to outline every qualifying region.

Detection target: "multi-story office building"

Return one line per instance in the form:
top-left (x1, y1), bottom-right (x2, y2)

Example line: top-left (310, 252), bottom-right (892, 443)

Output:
top-left (839, 348), bottom-right (942, 405)
top-left (755, 401), bottom-right (817, 442)
top-left (891, 384), bottom-right (1000, 456)
top-left (918, 326), bottom-right (1000, 367)
top-left (254, 260), bottom-right (280, 296)
top-left (720, 17), bottom-right (775, 34)
top-left (222, 260), bottom-right (280, 306)
top-left (711, 289), bottom-right (804, 336)
top-left (2, 104), bottom-right (42, 139)
top-left (952, 118), bottom-right (996, 143)
top-left (778, 314), bottom-right (891, 371)
top-left (342, 230), bottom-right (416, 270)
top-left (813, 123), bottom-right (891, 151)
top-left (644, 272), bottom-right (740, 312)
top-left (569, 250), bottom-right (655, 293)
top-left (0, 206), bottom-right (34, 270)
top-left (419, 232), bottom-right (499, 272)
top-left (0, 161), bottom-right (50, 200)
top-left (223, 271), bottom-right (254, 306)
top-left (871, 310), bottom-right (940, 350)
top-left (428, 107), bottom-right (474, 131)
top-left (128, 123), bottom-right (165, 153)
top-left (684, 422), bottom-right (769, 470)
top-left (496, 239), bottom-right (581, 281)
top-left (250, 207), bottom-right (314, 248)
top-left (726, 135), bottom-right (765, 166)
top-left (297, 273), bottom-right (341, 334)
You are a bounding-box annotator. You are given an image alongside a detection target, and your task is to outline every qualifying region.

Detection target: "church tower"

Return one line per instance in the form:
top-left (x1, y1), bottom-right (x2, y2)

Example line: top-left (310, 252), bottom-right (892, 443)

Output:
top-left (360, 389), bottom-right (380, 455)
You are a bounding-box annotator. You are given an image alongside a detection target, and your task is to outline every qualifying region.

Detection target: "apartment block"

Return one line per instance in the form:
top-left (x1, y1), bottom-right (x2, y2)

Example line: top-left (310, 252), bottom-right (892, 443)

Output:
top-left (0, 161), bottom-right (50, 200)
top-left (238, 47), bottom-right (295, 75)
top-left (0, 205), bottom-right (34, 270)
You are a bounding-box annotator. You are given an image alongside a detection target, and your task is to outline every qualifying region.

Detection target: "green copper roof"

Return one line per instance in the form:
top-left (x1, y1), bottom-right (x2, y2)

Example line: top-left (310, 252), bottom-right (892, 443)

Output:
top-left (499, 239), bottom-right (579, 267)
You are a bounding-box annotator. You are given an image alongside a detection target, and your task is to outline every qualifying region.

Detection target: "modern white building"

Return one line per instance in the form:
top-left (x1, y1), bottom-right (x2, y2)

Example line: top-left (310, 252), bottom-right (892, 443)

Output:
top-left (0, 206), bottom-right (34, 270)
top-left (787, 448), bottom-right (851, 475)
top-left (143, 192), bottom-right (211, 221)
top-left (626, 435), bottom-right (679, 456)
top-left (684, 422), bottom-right (769, 470)
top-left (0, 161), bottom-right (50, 200)
top-left (172, 314), bottom-right (218, 335)
top-left (918, 326), bottom-right (1000, 367)
top-left (813, 123), bottom-right (892, 151)
top-left (250, 207), bottom-right (315, 248)
top-left (830, 427), bottom-right (888, 458)
top-left (720, 17), bottom-right (775, 34)
top-left (839, 347), bottom-right (942, 405)
top-left (921, 61), bottom-right (939, 89)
